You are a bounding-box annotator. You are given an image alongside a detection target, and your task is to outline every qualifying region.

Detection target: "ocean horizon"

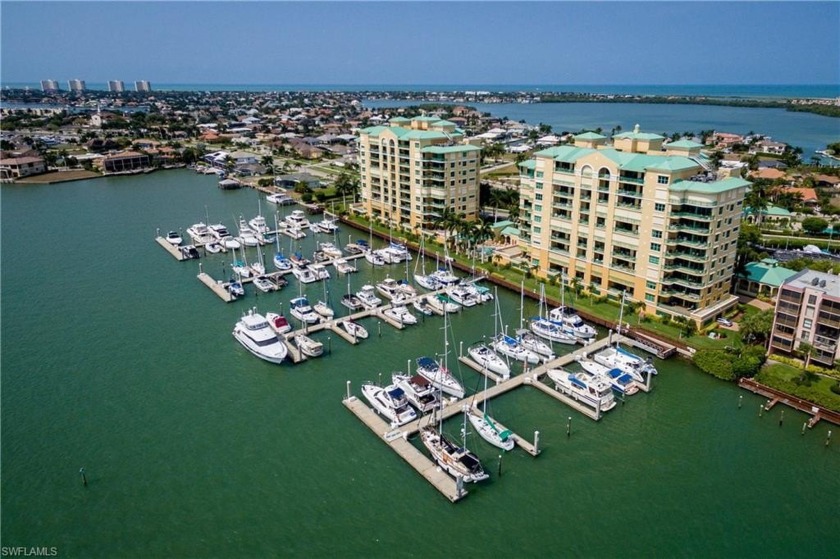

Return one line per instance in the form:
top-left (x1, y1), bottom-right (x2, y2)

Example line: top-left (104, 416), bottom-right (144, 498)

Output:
top-left (4, 82), bottom-right (839, 99)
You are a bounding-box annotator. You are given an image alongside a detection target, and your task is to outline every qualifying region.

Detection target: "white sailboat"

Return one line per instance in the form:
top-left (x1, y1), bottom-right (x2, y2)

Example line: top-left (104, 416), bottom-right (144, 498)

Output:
top-left (530, 284), bottom-right (575, 344)
top-left (413, 233), bottom-right (440, 290)
top-left (489, 287), bottom-right (540, 364)
top-left (420, 400), bottom-right (488, 483)
top-left (415, 311), bottom-right (465, 399)
top-left (468, 372), bottom-right (515, 451)
top-left (273, 213), bottom-right (292, 271)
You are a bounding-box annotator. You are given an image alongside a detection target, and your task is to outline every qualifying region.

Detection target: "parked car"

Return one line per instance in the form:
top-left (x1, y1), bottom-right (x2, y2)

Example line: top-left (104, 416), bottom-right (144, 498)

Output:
top-left (716, 317), bottom-right (733, 327)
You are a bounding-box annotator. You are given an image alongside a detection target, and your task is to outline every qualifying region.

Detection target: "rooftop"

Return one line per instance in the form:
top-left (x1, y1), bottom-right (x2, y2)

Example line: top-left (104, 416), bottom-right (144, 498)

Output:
top-left (670, 177), bottom-right (751, 194)
top-left (742, 260), bottom-right (798, 288)
top-left (783, 269), bottom-right (840, 299)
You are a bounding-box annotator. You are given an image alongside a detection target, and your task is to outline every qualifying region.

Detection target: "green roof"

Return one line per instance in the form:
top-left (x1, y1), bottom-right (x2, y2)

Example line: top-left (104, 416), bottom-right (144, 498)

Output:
top-left (574, 131), bottom-right (606, 140)
top-left (742, 261), bottom-right (798, 287)
top-left (360, 125), bottom-right (389, 136)
top-left (666, 139), bottom-right (704, 149)
top-left (389, 117), bottom-right (410, 123)
top-left (421, 144), bottom-right (480, 154)
top-left (670, 177), bottom-right (751, 194)
top-left (614, 130), bottom-right (665, 141)
top-left (646, 157), bottom-right (701, 172)
top-left (744, 204), bottom-right (792, 217)
top-left (518, 160), bottom-right (536, 170)
top-left (413, 116), bottom-right (441, 122)
top-left (533, 146), bottom-right (698, 174)
top-left (500, 226), bottom-right (520, 237)
top-left (402, 130), bottom-right (447, 140)
top-left (491, 220), bottom-right (514, 230)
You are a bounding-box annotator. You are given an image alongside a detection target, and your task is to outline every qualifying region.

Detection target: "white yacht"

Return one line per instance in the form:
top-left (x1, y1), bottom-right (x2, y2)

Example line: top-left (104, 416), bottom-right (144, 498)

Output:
top-left (383, 305), bottom-right (417, 325)
top-left (429, 266), bottom-right (460, 286)
top-left (318, 242), bottom-right (342, 259)
top-left (253, 276), bottom-right (277, 293)
top-left (448, 285), bottom-right (479, 307)
top-left (577, 356), bottom-right (640, 396)
top-left (165, 230), bottom-right (182, 246)
top-left (232, 308), bottom-right (288, 364)
top-left (375, 277), bottom-right (404, 301)
top-left (294, 334), bottom-right (323, 357)
top-left (515, 329), bottom-right (555, 361)
top-left (313, 299), bottom-right (334, 319)
top-left (266, 192), bottom-right (295, 205)
top-left (530, 317), bottom-right (576, 345)
top-left (490, 334), bottom-right (540, 364)
top-left (309, 263), bottom-right (330, 280)
top-left (334, 259), bottom-right (357, 274)
top-left (548, 306), bottom-right (597, 339)
top-left (289, 296), bottom-right (320, 324)
top-left (361, 382), bottom-right (417, 427)
top-left (291, 266), bottom-right (319, 284)
top-left (467, 343), bottom-right (511, 379)
top-left (384, 242), bottom-right (412, 263)
top-left (364, 250), bottom-right (386, 266)
top-left (265, 312), bottom-right (292, 335)
top-left (412, 297), bottom-right (434, 316)
top-left (391, 372), bottom-right (440, 413)
top-left (341, 292), bottom-right (364, 311)
top-left (340, 320), bottom-right (368, 339)
top-left (415, 356), bottom-right (464, 399)
top-left (355, 285), bottom-right (382, 309)
top-left (592, 346), bottom-right (657, 383)
top-left (186, 222), bottom-right (215, 244)
top-left (546, 368), bottom-right (616, 412)
top-left (427, 294), bottom-right (460, 314)
top-left (285, 209), bottom-right (310, 230)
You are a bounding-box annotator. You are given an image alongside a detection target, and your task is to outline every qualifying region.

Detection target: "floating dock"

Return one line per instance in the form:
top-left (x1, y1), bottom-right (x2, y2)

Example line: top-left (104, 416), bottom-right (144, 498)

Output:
top-left (197, 272), bottom-right (234, 302)
top-left (342, 395), bottom-right (466, 502)
top-left (156, 236), bottom-right (188, 261)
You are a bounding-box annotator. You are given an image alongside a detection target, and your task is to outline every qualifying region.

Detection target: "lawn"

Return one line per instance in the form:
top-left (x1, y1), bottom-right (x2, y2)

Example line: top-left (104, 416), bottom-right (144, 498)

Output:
top-left (755, 362), bottom-right (840, 412)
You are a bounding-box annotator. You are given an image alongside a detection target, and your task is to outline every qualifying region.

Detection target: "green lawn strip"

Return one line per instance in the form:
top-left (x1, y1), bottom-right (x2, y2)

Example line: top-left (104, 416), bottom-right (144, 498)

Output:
top-left (755, 363), bottom-right (840, 412)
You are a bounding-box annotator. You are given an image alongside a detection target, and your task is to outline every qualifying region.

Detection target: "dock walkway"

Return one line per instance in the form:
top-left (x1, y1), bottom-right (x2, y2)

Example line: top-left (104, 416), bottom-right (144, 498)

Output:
top-left (739, 378), bottom-right (840, 427)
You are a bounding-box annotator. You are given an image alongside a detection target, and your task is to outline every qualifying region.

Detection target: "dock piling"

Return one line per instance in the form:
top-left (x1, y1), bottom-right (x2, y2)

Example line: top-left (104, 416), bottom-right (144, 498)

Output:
top-left (827, 430), bottom-right (832, 447)
top-left (759, 404), bottom-right (763, 417)
top-left (802, 422), bottom-right (807, 435)
top-left (497, 454), bottom-right (503, 478)
top-left (567, 416), bottom-right (572, 438)
top-left (779, 410), bottom-right (784, 427)
top-left (80, 467), bottom-right (87, 487)
top-left (739, 395), bottom-right (743, 409)
top-left (346, 380), bottom-right (351, 401)
top-left (534, 431), bottom-right (540, 454)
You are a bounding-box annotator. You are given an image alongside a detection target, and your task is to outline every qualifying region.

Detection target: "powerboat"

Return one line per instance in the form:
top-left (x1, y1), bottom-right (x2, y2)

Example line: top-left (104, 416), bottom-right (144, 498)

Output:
top-left (356, 285), bottom-right (382, 309)
top-left (364, 250), bottom-right (386, 266)
top-left (249, 214), bottom-right (269, 234)
top-left (374, 248), bottom-right (393, 264)
top-left (179, 245), bottom-right (200, 260)
top-left (447, 285), bottom-right (479, 307)
top-left (429, 266), bottom-right (459, 287)
top-left (341, 292), bottom-right (364, 311)
top-left (319, 242), bottom-right (342, 259)
top-left (548, 306), bottom-right (597, 339)
top-left (186, 222), bottom-right (215, 244)
top-left (391, 372), bottom-right (439, 413)
top-left (205, 242), bottom-right (223, 254)
top-left (383, 305), bottom-right (417, 325)
top-left (266, 192), bottom-right (295, 205)
top-left (490, 334), bottom-right (540, 364)
top-left (313, 299), bottom-right (334, 319)
top-left (274, 252), bottom-right (292, 271)
top-left (546, 368), bottom-right (616, 412)
top-left (165, 230), bottom-right (182, 245)
top-left (291, 266), bottom-right (319, 284)
top-left (265, 312), bottom-right (292, 335)
top-left (253, 276), bottom-right (277, 293)
top-left (375, 277), bottom-right (403, 301)
top-left (294, 334), bottom-right (323, 357)
top-left (384, 241), bottom-right (412, 262)
top-left (530, 317), bottom-right (576, 345)
top-left (340, 320), bottom-right (368, 339)
top-left (412, 297), bottom-right (434, 316)
top-left (334, 259), bottom-right (357, 274)
top-left (360, 382), bottom-right (417, 427)
top-left (415, 356), bottom-right (464, 399)
top-left (285, 210), bottom-right (310, 230)
top-left (515, 329), bottom-right (555, 361)
top-left (467, 342), bottom-right (511, 379)
top-left (289, 296), bottom-right (320, 324)
top-left (227, 280), bottom-right (245, 298)
top-left (232, 308), bottom-right (287, 364)
top-left (592, 346), bottom-right (657, 383)
top-left (427, 294), bottom-right (460, 314)
top-left (577, 356), bottom-right (640, 396)
top-left (309, 263), bottom-right (330, 280)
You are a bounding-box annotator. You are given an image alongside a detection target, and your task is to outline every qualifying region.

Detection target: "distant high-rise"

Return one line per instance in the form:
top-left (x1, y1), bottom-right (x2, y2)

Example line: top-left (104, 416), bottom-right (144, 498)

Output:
top-left (40, 79), bottom-right (60, 92)
top-left (108, 80), bottom-right (125, 93)
top-left (67, 79), bottom-right (86, 92)
top-left (134, 80), bottom-right (151, 92)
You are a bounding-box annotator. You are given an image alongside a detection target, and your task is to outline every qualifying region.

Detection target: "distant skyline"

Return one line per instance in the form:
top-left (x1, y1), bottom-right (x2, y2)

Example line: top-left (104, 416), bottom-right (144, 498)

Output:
top-left (2, 1), bottom-right (838, 86)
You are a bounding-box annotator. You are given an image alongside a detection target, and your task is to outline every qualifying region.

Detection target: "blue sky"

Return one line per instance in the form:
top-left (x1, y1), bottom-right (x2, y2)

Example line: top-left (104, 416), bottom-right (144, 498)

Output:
top-left (1, 1), bottom-right (838, 86)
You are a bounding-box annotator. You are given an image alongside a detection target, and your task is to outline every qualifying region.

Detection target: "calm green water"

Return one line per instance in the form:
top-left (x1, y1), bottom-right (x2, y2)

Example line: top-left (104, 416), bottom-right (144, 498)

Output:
top-left (2, 171), bottom-right (837, 558)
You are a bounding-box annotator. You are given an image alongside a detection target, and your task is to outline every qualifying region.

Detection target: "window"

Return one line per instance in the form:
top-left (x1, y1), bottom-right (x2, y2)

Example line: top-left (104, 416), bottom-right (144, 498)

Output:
top-left (535, 193), bottom-right (543, 201)
top-left (803, 319), bottom-right (813, 329)
top-left (533, 226), bottom-right (541, 234)
top-left (645, 293), bottom-right (655, 302)
top-left (534, 205), bottom-right (542, 212)
top-left (809, 295), bottom-right (817, 304)
top-left (655, 203), bottom-right (666, 212)
top-left (646, 281), bottom-right (656, 290)
top-left (657, 175), bottom-right (669, 185)
top-left (651, 243), bottom-right (661, 252)
top-left (536, 171), bottom-right (544, 178)
top-left (649, 256), bottom-right (660, 265)
top-left (534, 216), bottom-right (541, 223)
top-left (652, 230), bottom-right (662, 238)
top-left (536, 182), bottom-right (543, 190)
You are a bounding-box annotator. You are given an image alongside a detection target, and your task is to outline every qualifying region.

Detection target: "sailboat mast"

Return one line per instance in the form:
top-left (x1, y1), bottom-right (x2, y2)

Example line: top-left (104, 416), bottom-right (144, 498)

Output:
top-left (520, 280), bottom-right (525, 330)
top-left (617, 291), bottom-right (625, 339)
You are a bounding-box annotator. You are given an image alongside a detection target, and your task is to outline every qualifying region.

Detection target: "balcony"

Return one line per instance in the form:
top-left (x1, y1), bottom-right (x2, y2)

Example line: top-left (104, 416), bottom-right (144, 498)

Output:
top-left (664, 264), bottom-right (705, 276)
top-left (668, 224), bottom-right (711, 235)
top-left (660, 289), bottom-right (701, 302)
top-left (617, 188), bottom-right (643, 198)
top-left (619, 174), bottom-right (644, 185)
top-left (661, 276), bottom-right (704, 288)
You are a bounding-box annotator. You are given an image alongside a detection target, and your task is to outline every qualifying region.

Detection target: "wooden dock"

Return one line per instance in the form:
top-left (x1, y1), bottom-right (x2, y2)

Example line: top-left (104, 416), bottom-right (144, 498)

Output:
top-left (457, 355), bottom-right (507, 384)
top-left (739, 378), bottom-right (840, 427)
top-left (327, 321), bottom-right (360, 345)
top-left (342, 396), bottom-right (466, 502)
top-left (156, 236), bottom-right (187, 261)
top-left (197, 272), bottom-right (234, 302)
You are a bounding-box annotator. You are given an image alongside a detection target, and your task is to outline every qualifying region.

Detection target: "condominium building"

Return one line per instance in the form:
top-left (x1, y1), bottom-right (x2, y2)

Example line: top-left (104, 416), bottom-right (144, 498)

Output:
top-left (358, 116), bottom-right (481, 231)
top-left (517, 126), bottom-right (749, 326)
top-left (67, 79), bottom-right (86, 92)
top-left (134, 80), bottom-right (151, 92)
top-left (770, 270), bottom-right (840, 368)
top-left (108, 80), bottom-right (125, 92)
top-left (40, 79), bottom-right (59, 92)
